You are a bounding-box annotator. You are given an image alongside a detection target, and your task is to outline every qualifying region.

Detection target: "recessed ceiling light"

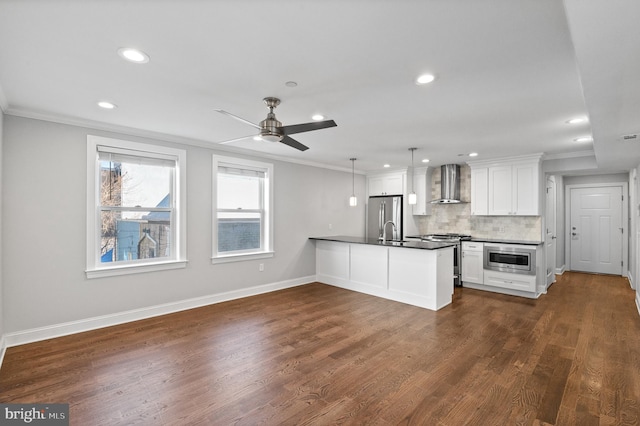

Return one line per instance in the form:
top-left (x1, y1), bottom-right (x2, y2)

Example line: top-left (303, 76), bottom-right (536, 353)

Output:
top-left (117, 47), bottom-right (149, 64)
top-left (312, 114), bottom-right (325, 121)
top-left (567, 117), bottom-right (587, 124)
top-left (383, 164), bottom-right (391, 168)
top-left (416, 73), bottom-right (436, 85)
top-left (97, 101), bottom-right (117, 109)
top-left (285, 81), bottom-right (298, 87)
top-left (574, 136), bottom-right (593, 143)
top-left (469, 152), bottom-right (479, 157)
top-left (421, 159), bottom-right (430, 163)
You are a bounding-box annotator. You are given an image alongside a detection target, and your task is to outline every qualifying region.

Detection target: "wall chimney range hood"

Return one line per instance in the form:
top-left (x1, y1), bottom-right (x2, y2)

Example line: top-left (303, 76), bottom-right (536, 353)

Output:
top-left (431, 164), bottom-right (463, 204)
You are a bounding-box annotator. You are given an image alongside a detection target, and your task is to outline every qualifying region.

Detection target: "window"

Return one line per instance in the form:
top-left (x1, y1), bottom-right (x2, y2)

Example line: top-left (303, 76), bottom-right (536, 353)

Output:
top-left (212, 155), bottom-right (274, 262)
top-left (86, 136), bottom-right (187, 278)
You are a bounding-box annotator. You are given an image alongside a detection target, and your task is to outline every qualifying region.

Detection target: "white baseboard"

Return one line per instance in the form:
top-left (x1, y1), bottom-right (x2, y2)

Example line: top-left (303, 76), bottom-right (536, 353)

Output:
top-left (636, 292), bottom-right (640, 318)
top-left (2, 276), bottom-right (315, 349)
top-left (0, 335), bottom-right (6, 370)
top-left (555, 265), bottom-right (566, 275)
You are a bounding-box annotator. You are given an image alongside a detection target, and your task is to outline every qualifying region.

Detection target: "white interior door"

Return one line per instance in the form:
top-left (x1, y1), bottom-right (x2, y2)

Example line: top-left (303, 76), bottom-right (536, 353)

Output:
top-left (570, 186), bottom-right (623, 275)
top-left (545, 176), bottom-right (556, 286)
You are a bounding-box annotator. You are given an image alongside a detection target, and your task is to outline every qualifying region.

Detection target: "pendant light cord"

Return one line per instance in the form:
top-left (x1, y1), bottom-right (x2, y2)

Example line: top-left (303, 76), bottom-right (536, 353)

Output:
top-left (409, 148), bottom-right (416, 193)
top-left (350, 158), bottom-right (356, 194)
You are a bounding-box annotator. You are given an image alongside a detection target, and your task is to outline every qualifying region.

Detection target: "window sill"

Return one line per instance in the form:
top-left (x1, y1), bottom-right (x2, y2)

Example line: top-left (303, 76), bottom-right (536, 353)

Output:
top-left (211, 251), bottom-right (274, 264)
top-left (86, 260), bottom-right (188, 279)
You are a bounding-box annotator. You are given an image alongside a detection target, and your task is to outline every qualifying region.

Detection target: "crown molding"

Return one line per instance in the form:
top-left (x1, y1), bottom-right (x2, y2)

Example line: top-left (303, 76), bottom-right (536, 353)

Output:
top-left (542, 150), bottom-right (596, 160)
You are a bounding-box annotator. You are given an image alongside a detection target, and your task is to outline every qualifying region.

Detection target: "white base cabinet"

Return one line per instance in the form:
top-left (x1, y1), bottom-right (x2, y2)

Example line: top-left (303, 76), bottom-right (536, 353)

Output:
top-left (483, 270), bottom-right (536, 292)
top-left (461, 241), bottom-right (544, 298)
top-left (315, 240), bottom-right (454, 311)
top-left (461, 242), bottom-right (484, 284)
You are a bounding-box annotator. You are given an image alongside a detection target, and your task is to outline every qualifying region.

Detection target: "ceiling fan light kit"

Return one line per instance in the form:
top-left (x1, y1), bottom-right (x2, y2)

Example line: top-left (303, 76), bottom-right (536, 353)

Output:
top-left (215, 97), bottom-right (337, 151)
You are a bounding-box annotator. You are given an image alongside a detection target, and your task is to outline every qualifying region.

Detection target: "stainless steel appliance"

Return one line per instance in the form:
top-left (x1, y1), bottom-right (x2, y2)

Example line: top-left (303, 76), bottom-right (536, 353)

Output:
top-left (483, 244), bottom-right (536, 275)
top-left (430, 164), bottom-right (463, 204)
top-left (367, 195), bottom-right (403, 241)
top-left (419, 233), bottom-right (471, 286)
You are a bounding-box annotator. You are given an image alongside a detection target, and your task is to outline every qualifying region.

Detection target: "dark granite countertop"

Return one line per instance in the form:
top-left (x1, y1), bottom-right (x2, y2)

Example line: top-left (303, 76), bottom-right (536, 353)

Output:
top-left (309, 235), bottom-right (456, 250)
top-left (406, 234), bottom-right (543, 246)
top-left (468, 237), bottom-right (543, 246)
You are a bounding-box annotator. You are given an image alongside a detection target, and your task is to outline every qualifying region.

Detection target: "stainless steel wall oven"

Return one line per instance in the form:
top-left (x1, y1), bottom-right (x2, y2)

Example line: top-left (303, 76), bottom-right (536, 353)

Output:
top-left (483, 244), bottom-right (536, 275)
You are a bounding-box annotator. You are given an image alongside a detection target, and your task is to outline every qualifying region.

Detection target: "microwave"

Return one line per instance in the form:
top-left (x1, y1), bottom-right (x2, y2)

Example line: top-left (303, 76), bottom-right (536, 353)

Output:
top-left (483, 244), bottom-right (536, 275)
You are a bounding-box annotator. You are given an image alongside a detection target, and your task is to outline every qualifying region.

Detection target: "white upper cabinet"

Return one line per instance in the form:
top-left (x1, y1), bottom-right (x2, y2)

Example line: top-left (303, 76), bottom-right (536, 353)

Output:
top-left (469, 154), bottom-right (541, 216)
top-left (470, 167), bottom-right (488, 215)
top-left (411, 167), bottom-right (432, 215)
top-left (511, 162), bottom-right (539, 215)
top-left (368, 172), bottom-right (404, 196)
top-left (488, 165), bottom-right (513, 215)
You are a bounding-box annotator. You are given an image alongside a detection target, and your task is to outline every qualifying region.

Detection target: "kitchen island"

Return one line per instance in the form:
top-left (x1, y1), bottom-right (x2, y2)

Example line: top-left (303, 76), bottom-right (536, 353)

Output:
top-left (309, 236), bottom-right (455, 311)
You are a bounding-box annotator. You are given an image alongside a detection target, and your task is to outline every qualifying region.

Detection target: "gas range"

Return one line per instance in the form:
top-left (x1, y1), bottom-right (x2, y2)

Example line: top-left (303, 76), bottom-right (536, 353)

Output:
top-left (418, 233), bottom-right (471, 287)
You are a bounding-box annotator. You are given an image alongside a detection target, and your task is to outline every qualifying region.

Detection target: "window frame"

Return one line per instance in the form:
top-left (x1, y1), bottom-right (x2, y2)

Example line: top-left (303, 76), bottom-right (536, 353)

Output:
top-left (86, 135), bottom-right (187, 278)
top-left (212, 155), bottom-right (274, 263)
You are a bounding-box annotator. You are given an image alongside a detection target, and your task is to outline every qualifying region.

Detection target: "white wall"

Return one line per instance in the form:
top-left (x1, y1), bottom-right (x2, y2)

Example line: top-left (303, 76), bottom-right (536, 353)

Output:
top-left (0, 110), bottom-right (4, 343)
top-left (634, 166), bottom-right (640, 314)
top-left (564, 173), bottom-right (629, 186)
top-left (1, 115), bottom-right (366, 335)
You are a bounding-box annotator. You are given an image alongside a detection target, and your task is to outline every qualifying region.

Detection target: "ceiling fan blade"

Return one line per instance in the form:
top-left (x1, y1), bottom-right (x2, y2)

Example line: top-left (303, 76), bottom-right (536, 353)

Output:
top-left (280, 120), bottom-right (337, 136)
top-left (216, 135), bottom-right (256, 145)
top-left (280, 135), bottom-right (309, 151)
top-left (214, 109), bottom-right (261, 129)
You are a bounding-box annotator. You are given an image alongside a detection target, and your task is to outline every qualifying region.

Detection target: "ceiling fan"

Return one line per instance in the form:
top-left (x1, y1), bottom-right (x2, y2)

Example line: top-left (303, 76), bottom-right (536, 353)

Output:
top-left (214, 97), bottom-right (337, 151)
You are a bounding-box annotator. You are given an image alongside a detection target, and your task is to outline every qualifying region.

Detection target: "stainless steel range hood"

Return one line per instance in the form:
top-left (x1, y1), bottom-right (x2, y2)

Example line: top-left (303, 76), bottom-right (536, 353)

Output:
top-left (430, 164), bottom-right (463, 204)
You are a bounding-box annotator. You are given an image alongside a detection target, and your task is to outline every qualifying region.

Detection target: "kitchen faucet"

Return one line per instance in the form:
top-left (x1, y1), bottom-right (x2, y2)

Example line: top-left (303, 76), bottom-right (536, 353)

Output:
top-left (381, 220), bottom-right (396, 242)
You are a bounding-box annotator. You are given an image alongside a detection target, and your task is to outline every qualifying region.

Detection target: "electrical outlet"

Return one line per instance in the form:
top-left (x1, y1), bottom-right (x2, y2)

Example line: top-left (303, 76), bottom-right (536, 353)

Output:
top-left (259, 263), bottom-right (264, 272)
top-left (499, 226), bottom-right (505, 233)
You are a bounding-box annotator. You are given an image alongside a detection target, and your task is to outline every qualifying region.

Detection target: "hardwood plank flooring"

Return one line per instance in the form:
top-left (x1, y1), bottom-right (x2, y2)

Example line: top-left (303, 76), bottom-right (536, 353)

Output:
top-left (1, 272), bottom-right (639, 425)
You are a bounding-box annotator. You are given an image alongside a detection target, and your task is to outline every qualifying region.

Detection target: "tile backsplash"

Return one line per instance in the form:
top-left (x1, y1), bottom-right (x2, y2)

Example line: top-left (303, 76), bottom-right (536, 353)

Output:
top-left (415, 164), bottom-right (542, 241)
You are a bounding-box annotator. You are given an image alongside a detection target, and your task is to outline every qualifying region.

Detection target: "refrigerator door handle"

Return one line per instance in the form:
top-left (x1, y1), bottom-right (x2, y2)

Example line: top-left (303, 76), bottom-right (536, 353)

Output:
top-left (395, 199), bottom-right (401, 240)
top-left (378, 202), bottom-right (382, 239)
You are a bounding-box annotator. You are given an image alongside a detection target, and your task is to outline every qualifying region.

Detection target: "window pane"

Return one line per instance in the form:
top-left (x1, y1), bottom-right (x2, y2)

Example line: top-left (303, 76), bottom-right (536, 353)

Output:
top-left (100, 210), bottom-right (171, 263)
top-left (217, 212), bottom-right (261, 253)
top-left (217, 174), bottom-right (261, 210)
top-left (100, 159), bottom-right (173, 208)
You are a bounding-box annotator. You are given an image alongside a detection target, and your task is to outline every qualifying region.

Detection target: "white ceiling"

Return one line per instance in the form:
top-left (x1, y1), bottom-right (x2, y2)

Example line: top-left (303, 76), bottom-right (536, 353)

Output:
top-left (0, 0), bottom-right (638, 174)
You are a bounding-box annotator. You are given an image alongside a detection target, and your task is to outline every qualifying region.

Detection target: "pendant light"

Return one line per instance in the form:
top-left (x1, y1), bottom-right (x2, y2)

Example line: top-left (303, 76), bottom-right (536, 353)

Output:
top-left (408, 148), bottom-right (417, 205)
top-left (349, 158), bottom-right (357, 207)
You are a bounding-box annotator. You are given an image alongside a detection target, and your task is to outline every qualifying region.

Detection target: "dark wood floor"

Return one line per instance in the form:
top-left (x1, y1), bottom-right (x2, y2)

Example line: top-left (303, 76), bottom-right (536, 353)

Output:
top-left (1, 272), bottom-right (639, 425)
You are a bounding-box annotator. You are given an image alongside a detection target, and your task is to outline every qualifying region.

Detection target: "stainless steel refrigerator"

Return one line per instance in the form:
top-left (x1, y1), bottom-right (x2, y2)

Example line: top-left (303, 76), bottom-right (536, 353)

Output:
top-left (367, 195), bottom-right (403, 241)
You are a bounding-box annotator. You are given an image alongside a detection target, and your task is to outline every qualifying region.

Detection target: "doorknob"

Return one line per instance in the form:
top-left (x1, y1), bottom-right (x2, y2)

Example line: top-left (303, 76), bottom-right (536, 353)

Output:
top-left (551, 236), bottom-right (557, 239)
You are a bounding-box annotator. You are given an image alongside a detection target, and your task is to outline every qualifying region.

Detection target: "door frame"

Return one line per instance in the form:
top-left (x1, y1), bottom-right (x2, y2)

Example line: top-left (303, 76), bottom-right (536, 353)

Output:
top-left (545, 175), bottom-right (557, 288)
top-left (565, 182), bottom-right (628, 276)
